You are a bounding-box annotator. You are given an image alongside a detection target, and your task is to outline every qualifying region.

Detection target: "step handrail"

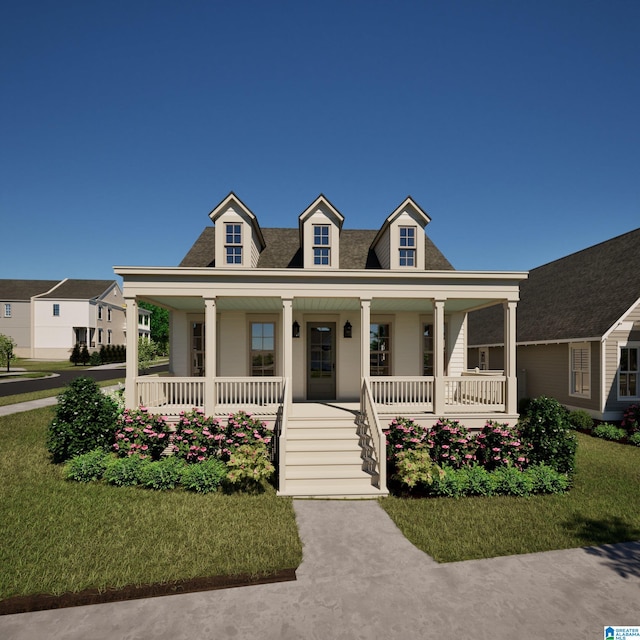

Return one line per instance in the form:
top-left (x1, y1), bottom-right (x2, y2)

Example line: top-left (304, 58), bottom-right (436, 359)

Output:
top-left (360, 377), bottom-right (386, 491)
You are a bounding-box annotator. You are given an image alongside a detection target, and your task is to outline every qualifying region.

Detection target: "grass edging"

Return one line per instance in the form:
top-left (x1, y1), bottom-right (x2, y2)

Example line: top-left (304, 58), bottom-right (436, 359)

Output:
top-left (0, 569), bottom-right (297, 616)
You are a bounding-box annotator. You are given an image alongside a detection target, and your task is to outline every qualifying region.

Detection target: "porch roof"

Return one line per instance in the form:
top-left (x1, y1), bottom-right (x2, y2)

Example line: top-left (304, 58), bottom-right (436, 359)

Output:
top-left (113, 265), bottom-right (527, 314)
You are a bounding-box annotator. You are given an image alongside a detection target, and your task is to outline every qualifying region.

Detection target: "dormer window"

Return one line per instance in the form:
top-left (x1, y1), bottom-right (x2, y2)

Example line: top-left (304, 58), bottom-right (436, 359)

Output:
top-left (399, 226), bottom-right (416, 266)
top-left (313, 224), bottom-right (330, 266)
top-left (225, 223), bottom-right (243, 264)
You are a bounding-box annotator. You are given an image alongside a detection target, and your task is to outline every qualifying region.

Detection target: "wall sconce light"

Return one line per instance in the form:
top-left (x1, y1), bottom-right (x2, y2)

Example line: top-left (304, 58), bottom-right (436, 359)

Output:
top-left (343, 320), bottom-right (352, 339)
top-left (292, 321), bottom-right (300, 338)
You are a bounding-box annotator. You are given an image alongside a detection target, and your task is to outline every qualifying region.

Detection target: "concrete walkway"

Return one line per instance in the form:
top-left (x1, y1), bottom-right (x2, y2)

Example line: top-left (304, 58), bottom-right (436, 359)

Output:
top-left (1, 499), bottom-right (638, 640)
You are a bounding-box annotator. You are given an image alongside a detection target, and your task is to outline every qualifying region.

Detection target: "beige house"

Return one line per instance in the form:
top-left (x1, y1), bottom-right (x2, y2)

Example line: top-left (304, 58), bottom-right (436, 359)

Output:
top-left (469, 227), bottom-right (640, 422)
top-left (115, 193), bottom-right (527, 497)
top-left (0, 279), bottom-right (146, 359)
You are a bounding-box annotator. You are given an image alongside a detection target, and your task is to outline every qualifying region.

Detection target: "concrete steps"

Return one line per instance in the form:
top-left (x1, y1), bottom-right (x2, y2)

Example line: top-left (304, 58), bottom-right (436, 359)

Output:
top-left (279, 410), bottom-right (387, 498)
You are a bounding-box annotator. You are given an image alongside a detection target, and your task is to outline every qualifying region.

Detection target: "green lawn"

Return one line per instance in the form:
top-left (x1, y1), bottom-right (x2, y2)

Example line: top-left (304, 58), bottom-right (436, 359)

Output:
top-left (0, 407), bottom-right (302, 600)
top-left (380, 432), bottom-right (640, 562)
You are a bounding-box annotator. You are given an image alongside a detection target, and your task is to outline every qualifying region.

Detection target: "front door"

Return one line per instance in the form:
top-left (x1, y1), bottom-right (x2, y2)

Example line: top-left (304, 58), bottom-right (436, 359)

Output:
top-left (307, 323), bottom-right (336, 400)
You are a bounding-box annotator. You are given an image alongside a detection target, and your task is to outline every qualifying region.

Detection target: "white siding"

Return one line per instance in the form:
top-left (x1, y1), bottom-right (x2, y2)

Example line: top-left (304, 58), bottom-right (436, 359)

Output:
top-left (447, 313), bottom-right (466, 375)
top-left (301, 208), bottom-right (341, 269)
top-left (374, 227), bottom-right (391, 269)
top-left (218, 312), bottom-right (246, 376)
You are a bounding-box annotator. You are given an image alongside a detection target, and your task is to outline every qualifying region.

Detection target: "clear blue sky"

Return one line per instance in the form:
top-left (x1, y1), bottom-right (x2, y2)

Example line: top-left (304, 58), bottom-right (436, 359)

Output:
top-left (1, 0), bottom-right (638, 282)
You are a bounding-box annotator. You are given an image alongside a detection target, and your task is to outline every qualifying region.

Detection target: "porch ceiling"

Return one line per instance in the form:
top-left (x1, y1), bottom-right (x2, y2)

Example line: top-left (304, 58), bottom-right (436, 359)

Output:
top-left (139, 295), bottom-right (501, 314)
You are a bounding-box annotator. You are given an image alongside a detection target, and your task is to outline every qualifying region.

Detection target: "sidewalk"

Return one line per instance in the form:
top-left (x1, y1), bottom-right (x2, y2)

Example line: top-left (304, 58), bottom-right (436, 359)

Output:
top-left (1, 499), bottom-right (638, 640)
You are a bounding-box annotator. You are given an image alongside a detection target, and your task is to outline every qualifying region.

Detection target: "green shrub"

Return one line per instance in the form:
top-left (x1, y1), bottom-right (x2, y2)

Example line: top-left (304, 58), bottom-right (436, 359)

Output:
top-left (89, 351), bottom-right (102, 366)
top-left (592, 423), bottom-right (626, 441)
top-left (429, 465), bottom-right (471, 498)
top-left (517, 396), bottom-right (577, 475)
top-left (104, 455), bottom-right (149, 486)
top-left (568, 409), bottom-right (594, 431)
top-left (493, 466), bottom-right (535, 496)
top-left (181, 458), bottom-right (228, 493)
top-left (226, 444), bottom-right (274, 492)
top-left (139, 457), bottom-right (186, 491)
top-left (46, 377), bottom-right (119, 463)
top-left (64, 449), bottom-right (110, 482)
top-left (464, 465), bottom-right (498, 496)
top-left (629, 432), bottom-right (640, 447)
top-left (393, 446), bottom-right (444, 489)
top-left (527, 464), bottom-right (570, 493)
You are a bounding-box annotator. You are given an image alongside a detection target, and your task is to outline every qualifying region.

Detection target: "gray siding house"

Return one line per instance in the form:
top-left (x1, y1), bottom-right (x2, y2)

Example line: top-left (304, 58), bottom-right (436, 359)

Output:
top-left (468, 228), bottom-right (640, 421)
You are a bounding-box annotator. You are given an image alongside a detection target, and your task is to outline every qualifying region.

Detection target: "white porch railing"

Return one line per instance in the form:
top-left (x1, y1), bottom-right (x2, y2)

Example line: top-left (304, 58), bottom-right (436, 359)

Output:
top-left (444, 375), bottom-right (506, 410)
top-left (369, 376), bottom-right (434, 410)
top-left (359, 378), bottom-right (387, 491)
top-left (134, 376), bottom-right (285, 416)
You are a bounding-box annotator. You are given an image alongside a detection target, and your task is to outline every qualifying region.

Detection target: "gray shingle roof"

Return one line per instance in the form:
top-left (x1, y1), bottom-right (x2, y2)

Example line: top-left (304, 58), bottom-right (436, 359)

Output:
top-left (38, 280), bottom-right (117, 300)
top-left (468, 227), bottom-right (640, 345)
top-left (0, 280), bottom-right (61, 300)
top-left (179, 227), bottom-right (454, 270)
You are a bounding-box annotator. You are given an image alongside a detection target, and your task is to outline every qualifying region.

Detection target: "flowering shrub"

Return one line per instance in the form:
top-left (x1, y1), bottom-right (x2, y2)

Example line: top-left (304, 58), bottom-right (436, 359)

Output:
top-left (474, 421), bottom-right (530, 471)
top-left (226, 444), bottom-right (275, 491)
top-left (517, 396), bottom-right (577, 475)
top-left (393, 447), bottom-right (444, 489)
top-left (172, 409), bottom-right (224, 462)
top-left (172, 410), bottom-right (272, 462)
top-left (113, 408), bottom-right (170, 460)
top-left (383, 417), bottom-right (429, 463)
top-left (427, 419), bottom-right (475, 469)
top-left (621, 404), bottom-right (640, 435)
top-left (47, 377), bottom-right (119, 463)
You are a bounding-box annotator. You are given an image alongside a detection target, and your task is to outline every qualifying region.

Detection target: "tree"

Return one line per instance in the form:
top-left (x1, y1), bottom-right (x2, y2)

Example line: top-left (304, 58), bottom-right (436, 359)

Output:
top-left (138, 337), bottom-right (158, 374)
top-left (70, 343), bottom-right (81, 366)
top-left (138, 301), bottom-right (168, 354)
top-left (0, 334), bottom-right (17, 372)
top-left (80, 344), bottom-right (90, 366)
top-left (138, 301), bottom-right (169, 355)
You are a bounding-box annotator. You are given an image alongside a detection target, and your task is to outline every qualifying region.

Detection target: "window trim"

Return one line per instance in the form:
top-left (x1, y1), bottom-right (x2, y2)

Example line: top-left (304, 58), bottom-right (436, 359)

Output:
top-left (98, 305), bottom-right (103, 320)
top-left (53, 303), bottom-right (60, 317)
top-left (225, 223), bottom-right (243, 265)
top-left (569, 342), bottom-right (591, 399)
top-left (249, 319), bottom-right (277, 377)
top-left (370, 321), bottom-right (392, 376)
top-left (312, 224), bottom-right (331, 266)
top-left (398, 226), bottom-right (417, 268)
top-left (618, 342), bottom-right (640, 401)
top-left (3, 303), bottom-right (11, 318)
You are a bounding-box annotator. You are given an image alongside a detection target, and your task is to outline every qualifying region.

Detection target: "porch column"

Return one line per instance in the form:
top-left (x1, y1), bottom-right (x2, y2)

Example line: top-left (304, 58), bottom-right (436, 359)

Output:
top-left (360, 298), bottom-right (371, 381)
top-left (282, 298), bottom-right (293, 381)
top-left (124, 297), bottom-right (138, 409)
top-left (204, 298), bottom-right (217, 416)
top-left (433, 299), bottom-right (446, 415)
top-left (504, 300), bottom-right (518, 414)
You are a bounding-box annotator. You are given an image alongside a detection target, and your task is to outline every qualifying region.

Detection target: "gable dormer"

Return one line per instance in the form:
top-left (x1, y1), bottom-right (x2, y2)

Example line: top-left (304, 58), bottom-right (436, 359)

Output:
top-left (298, 195), bottom-right (344, 269)
top-left (208, 193), bottom-right (265, 268)
top-left (371, 196), bottom-right (431, 270)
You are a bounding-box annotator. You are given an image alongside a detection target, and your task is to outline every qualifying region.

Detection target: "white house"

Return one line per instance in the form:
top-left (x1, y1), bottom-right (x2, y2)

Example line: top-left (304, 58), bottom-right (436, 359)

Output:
top-left (115, 193), bottom-right (527, 497)
top-left (0, 279), bottom-right (150, 359)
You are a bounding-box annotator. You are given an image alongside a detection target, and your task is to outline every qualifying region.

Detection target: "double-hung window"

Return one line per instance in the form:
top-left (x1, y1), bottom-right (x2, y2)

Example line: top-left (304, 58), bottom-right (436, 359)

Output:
top-left (98, 305), bottom-right (103, 320)
top-left (313, 225), bottom-right (330, 266)
top-left (53, 303), bottom-right (60, 317)
top-left (251, 322), bottom-right (275, 376)
top-left (570, 343), bottom-right (590, 397)
top-left (370, 323), bottom-right (391, 375)
top-left (399, 227), bottom-right (416, 267)
top-left (619, 345), bottom-right (639, 398)
top-left (3, 303), bottom-right (10, 318)
top-left (225, 223), bottom-right (243, 265)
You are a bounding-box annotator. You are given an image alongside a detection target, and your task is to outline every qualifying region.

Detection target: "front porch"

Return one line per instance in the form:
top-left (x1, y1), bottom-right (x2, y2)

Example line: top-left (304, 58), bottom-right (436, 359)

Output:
top-left (132, 374), bottom-right (518, 497)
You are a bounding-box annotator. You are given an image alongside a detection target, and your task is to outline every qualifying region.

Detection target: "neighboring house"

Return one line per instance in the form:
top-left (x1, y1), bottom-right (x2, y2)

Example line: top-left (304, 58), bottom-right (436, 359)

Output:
top-left (468, 228), bottom-right (640, 422)
top-left (0, 279), bottom-right (150, 359)
top-left (115, 192), bottom-right (527, 497)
